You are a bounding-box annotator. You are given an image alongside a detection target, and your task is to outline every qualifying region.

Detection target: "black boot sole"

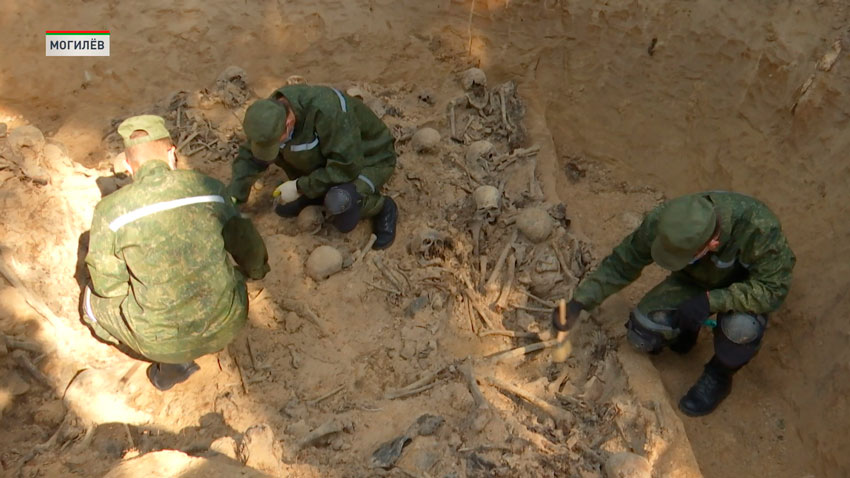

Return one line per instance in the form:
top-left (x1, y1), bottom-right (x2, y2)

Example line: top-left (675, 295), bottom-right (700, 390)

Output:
top-left (372, 197), bottom-right (398, 250)
top-left (147, 362), bottom-right (200, 391)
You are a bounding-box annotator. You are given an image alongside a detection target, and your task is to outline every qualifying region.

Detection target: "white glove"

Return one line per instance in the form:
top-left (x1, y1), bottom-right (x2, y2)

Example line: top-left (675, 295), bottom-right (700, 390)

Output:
top-left (273, 180), bottom-right (300, 203)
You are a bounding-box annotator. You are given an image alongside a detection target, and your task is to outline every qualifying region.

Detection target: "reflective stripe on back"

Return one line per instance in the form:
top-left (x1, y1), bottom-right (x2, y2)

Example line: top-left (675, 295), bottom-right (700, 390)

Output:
top-left (108, 195), bottom-right (226, 232)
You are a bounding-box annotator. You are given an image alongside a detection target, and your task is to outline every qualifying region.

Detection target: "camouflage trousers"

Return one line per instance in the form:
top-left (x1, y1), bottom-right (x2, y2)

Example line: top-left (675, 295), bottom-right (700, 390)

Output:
top-left (633, 273), bottom-right (766, 369)
top-left (81, 284), bottom-right (247, 364)
top-left (352, 162), bottom-right (394, 217)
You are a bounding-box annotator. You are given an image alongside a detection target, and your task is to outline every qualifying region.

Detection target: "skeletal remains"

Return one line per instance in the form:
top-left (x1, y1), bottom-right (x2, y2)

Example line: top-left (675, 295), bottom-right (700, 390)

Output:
top-left (472, 185), bottom-right (501, 224)
top-left (408, 227), bottom-right (452, 259)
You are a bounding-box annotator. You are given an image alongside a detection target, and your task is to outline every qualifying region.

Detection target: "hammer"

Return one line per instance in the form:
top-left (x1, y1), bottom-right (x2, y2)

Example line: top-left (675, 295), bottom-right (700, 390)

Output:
top-left (552, 298), bottom-right (572, 363)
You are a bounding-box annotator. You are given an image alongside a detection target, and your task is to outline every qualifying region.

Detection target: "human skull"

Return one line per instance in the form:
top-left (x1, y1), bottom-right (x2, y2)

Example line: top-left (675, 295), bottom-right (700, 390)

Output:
top-left (465, 140), bottom-right (495, 165)
top-left (472, 185), bottom-right (500, 223)
top-left (215, 65), bottom-right (248, 86)
top-left (412, 127), bottom-right (441, 153)
top-left (408, 228), bottom-right (451, 258)
top-left (461, 68), bottom-right (487, 91)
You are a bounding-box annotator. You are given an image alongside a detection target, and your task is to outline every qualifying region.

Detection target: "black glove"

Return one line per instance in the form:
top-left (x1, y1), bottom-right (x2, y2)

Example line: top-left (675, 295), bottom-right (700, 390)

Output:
top-left (673, 293), bottom-right (710, 333)
top-left (551, 300), bottom-right (584, 332)
top-left (274, 195), bottom-right (321, 218)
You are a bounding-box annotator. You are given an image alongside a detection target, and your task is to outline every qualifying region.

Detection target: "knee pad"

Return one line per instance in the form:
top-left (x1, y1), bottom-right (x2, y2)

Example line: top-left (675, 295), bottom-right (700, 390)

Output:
top-left (714, 312), bottom-right (766, 368)
top-left (718, 312), bottom-right (766, 345)
top-left (626, 309), bottom-right (679, 353)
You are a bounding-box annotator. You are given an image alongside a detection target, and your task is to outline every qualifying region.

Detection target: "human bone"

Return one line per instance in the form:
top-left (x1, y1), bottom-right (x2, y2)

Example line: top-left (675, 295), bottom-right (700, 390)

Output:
top-left (461, 68), bottom-right (487, 91)
top-left (465, 140), bottom-right (495, 164)
top-left (306, 246), bottom-right (343, 281)
top-left (604, 452), bottom-right (652, 478)
top-left (411, 127), bottom-right (441, 153)
top-left (408, 228), bottom-right (450, 258)
top-left (472, 185), bottom-right (500, 223)
top-left (517, 207), bottom-right (553, 243)
top-left (8, 125), bottom-right (45, 155)
top-left (296, 206), bottom-right (324, 233)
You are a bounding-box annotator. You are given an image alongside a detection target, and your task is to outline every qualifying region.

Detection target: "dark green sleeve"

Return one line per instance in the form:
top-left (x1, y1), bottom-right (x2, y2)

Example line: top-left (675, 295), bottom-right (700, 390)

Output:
top-left (296, 110), bottom-right (361, 198)
top-left (572, 211), bottom-right (657, 309)
top-left (708, 228), bottom-right (795, 314)
top-left (85, 208), bottom-right (130, 298)
top-left (221, 205), bottom-right (270, 280)
top-left (228, 144), bottom-right (270, 204)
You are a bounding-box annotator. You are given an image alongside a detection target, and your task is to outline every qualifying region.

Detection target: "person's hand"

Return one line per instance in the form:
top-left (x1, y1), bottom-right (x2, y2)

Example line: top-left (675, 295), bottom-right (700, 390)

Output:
top-left (273, 180), bottom-right (300, 203)
top-left (551, 299), bottom-right (584, 332)
top-left (674, 293), bottom-right (710, 332)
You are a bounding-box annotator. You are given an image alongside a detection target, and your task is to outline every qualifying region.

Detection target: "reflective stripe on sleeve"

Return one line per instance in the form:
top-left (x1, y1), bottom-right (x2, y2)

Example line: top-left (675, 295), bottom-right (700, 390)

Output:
top-left (84, 286), bottom-right (97, 323)
top-left (357, 174), bottom-right (376, 193)
top-left (291, 136), bottom-right (320, 152)
top-left (331, 88), bottom-right (347, 112)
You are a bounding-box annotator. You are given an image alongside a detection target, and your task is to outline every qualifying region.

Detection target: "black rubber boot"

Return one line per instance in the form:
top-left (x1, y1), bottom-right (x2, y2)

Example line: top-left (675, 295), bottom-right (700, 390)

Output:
top-left (678, 357), bottom-right (735, 417)
top-left (372, 197), bottom-right (398, 250)
top-left (146, 361), bottom-right (200, 391)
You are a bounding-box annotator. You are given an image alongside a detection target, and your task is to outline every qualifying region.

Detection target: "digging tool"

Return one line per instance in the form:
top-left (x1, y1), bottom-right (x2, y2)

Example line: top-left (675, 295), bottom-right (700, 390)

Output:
top-left (552, 299), bottom-right (572, 363)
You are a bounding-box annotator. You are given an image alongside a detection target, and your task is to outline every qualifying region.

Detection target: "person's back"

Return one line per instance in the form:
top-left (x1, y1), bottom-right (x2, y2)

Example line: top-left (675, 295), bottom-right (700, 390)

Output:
top-left (84, 115), bottom-right (269, 389)
top-left (88, 162), bottom-right (248, 361)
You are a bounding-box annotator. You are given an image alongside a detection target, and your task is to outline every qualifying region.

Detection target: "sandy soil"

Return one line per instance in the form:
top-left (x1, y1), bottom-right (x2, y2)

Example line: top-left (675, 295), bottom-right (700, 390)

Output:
top-left (1, 1), bottom-right (849, 477)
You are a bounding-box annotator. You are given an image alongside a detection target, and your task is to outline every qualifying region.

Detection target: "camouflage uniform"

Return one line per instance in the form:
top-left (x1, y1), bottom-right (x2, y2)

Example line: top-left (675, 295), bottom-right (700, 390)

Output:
top-left (229, 84), bottom-right (397, 217)
top-left (571, 191), bottom-right (796, 416)
top-left (574, 191), bottom-right (796, 316)
top-left (84, 160), bottom-right (269, 364)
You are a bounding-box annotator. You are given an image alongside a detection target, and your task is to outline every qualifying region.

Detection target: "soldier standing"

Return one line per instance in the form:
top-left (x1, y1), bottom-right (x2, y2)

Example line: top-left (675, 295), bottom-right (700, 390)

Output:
top-left (84, 115), bottom-right (269, 391)
top-left (553, 192), bottom-right (795, 416)
top-left (229, 84), bottom-right (398, 249)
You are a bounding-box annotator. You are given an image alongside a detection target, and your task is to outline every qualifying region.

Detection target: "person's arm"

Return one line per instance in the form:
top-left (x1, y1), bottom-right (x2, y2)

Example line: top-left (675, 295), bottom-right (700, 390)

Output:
top-left (708, 228), bottom-right (795, 314)
top-left (295, 110), bottom-right (361, 198)
top-left (85, 209), bottom-right (130, 298)
top-left (221, 204), bottom-right (270, 280)
top-left (572, 211), bottom-right (657, 310)
top-left (228, 144), bottom-right (271, 204)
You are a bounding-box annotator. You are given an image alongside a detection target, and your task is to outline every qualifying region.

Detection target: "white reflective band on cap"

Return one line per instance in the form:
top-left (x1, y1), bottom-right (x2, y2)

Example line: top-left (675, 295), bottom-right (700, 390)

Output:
top-left (84, 286), bottom-right (97, 323)
top-left (291, 136), bottom-right (319, 152)
top-left (357, 174), bottom-right (376, 193)
top-left (109, 195), bottom-right (225, 232)
top-left (332, 88), bottom-right (347, 112)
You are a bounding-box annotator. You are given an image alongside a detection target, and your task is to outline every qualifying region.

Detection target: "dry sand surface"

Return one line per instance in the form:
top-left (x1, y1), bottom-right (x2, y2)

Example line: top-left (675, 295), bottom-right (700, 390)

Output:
top-left (1, 1), bottom-right (849, 477)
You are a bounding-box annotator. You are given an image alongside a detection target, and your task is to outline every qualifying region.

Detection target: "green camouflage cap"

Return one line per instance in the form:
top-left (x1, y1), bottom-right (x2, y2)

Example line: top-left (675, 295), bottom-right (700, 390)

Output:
top-left (243, 99), bottom-right (288, 162)
top-left (651, 195), bottom-right (717, 271)
top-left (118, 115), bottom-right (171, 148)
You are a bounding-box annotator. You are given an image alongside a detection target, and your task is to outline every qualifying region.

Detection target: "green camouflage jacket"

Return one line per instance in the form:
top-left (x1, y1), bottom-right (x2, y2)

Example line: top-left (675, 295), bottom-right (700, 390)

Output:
top-left (85, 160), bottom-right (269, 363)
top-left (573, 191), bottom-right (796, 314)
top-left (229, 84), bottom-right (396, 203)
